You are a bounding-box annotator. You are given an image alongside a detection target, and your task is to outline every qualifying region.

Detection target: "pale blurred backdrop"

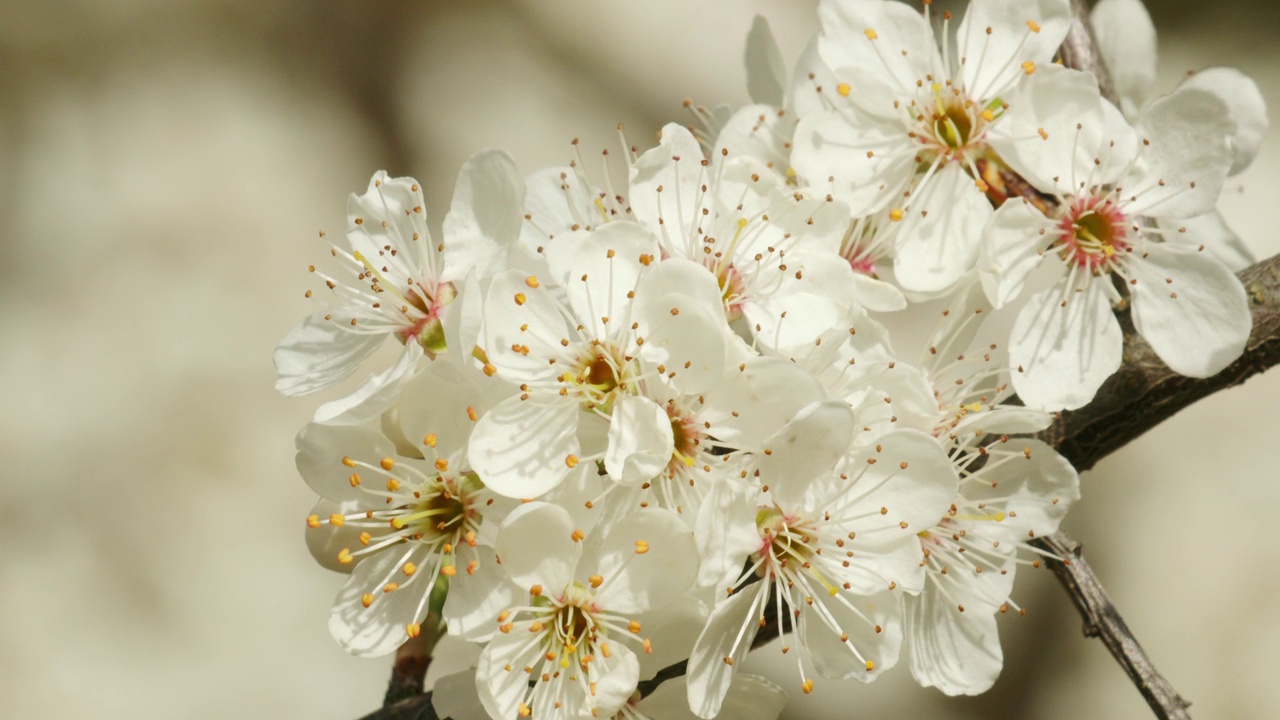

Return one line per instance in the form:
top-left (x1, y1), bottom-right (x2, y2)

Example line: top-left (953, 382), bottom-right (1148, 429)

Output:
top-left (1, 0), bottom-right (1278, 718)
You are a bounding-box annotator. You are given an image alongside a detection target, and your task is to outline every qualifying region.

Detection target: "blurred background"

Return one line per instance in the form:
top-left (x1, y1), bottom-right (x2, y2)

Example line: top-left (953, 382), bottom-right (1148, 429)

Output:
top-left (1, 0), bottom-right (1277, 718)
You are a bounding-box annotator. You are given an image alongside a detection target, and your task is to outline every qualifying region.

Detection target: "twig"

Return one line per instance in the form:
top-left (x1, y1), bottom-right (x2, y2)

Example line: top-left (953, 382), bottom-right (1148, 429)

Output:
top-left (1031, 533), bottom-right (1192, 720)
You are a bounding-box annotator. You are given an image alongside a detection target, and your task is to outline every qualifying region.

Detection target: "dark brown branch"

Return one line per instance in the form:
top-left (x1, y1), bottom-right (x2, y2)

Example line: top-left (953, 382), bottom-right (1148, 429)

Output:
top-left (1031, 533), bottom-right (1192, 719)
top-left (1038, 254), bottom-right (1280, 471)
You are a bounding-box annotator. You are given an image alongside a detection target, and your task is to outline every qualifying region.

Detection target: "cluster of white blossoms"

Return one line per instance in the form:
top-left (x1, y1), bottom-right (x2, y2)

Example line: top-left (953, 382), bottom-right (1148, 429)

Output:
top-left (276, 0), bottom-right (1266, 717)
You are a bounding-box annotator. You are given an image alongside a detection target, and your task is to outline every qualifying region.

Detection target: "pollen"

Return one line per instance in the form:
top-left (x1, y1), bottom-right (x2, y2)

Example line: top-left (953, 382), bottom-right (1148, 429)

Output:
top-left (565, 454), bottom-right (580, 468)
top-left (423, 433), bottom-right (437, 447)
top-left (589, 574), bottom-right (604, 588)
top-left (1027, 19), bottom-right (1041, 32)
top-left (514, 293), bottom-right (527, 305)
top-left (342, 456), bottom-right (357, 468)
top-left (889, 208), bottom-right (905, 222)
top-left (435, 458), bottom-right (449, 472)
top-left (1022, 61), bottom-right (1036, 75)
top-left (329, 514), bottom-right (345, 527)
top-left (836, 82), bottom-right (851, 97)
top-left (864, 28), bottom-right (878, 40)
top-left (403, 562), bottom-right (418, 576)
top-left (337, 548), bottom-right (354, 565)
top-left (406, 623), bottom-right (421, 639)
top-left (802, 679), bottom-right (814, 694)
top-left (525, 276), bottom-right (540, 288)
top-left (306, 514), bottom-right (321, 528)
top-left (361, 593), bottom-right (375, 608)
top-left (634, 540), bottom-right (650, 554)
top-left (866, 660), bottom-right (876, 672)
top-left (441, 564), bottom-right (457, 576)
top-left (349, 473), bottom-right (362, 487)
top-left (380, 457), bottom-right (396, 471)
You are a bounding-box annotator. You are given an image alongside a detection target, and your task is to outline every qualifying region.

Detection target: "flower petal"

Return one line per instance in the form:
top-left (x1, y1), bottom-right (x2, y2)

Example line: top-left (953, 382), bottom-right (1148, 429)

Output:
top-left (295, 422), bottom-right (398, 502)
top-left (431, 670), bottom-right (491, 720)
top-left (700, 357), bottom-right (828, 449)
top-left (957, 0), bottom-right (1072, 100)
top-left (817, 0), bottom-right (937, 99)
top-left (595, 508), bottom-right (698, 614)
top-left (640, 675), bottom-right (787, 720)
top-left (745, 15), bottom-right (786, 108)
top-left (963, 439), bottom-right (1080, 541)
top-left (694, 478), bottom-right (760, 592)
top-left (605, 394), bottom-right (676, 486)
top-left (495, 501), bottom-right (581, 593)
top-left (443, 545), bottom-right (522, 642)
top-left (273, 312), bottom-right (386, 396)
top-left (792, 108), bottom-right (914, 216)
top-left (905, 589), bottom-right (1003, 695)
top-left (589, 642), bottom-right (641, 718)
top-left (469, 395), bottom-right (578, 499)
top-left (1179, 67), bottom-right (1269, 176)
top-left (686, 582), bottom-right (766, 719)
top-left (1130, 244), bottom-right (1250, 377)
top-left (892, 163), bottom-right (992, 295)
top-left (758, 401), bottom-right (854, 510)
top-left (314, 341), bottom-right (423, 425)
top-left (567, 221), bottom-right (659, 338)
top-left (442, 149), bottom-right (525, 282)
top-left (1160, 211), bottom-right (1255, 273)
top-left (1009, 281), bottom-right (1123, 411)
top-left (800, 588), bottom-right (903, 681)
top-left (629, 124), bottom-right (713, 257)
top-left (1090, 0), bottom-right (1158, 119)
top-left (328, 547), bottom-right (433, 657)
top-left (1126, 87), bottom-right (1235, 219)
top-left (978, 197), bottom-right (1056, 309)
top-left (482, 269), bottom-right (571, 385)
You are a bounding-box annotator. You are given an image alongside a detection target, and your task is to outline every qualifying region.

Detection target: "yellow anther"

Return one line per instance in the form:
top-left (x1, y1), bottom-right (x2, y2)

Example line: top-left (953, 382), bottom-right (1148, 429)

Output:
top-left (361, 593), bottom-right (375, 608)
top-left (423, 433), bottom-right (437, 447)
top-left (1027, 19), bottom-right (1041, 32)
top-left (864, 28), bottom-right (878, 40)
top-left (391, 517), bottom-right (407, 530)
top-left (384, 582), bottom-right (399, 593)
top-left (342, 456), bottom-right (357, 468)
top-left (994, 512), bottom-right (1006, 522)
top-left (628, 620), bottom-right (642, 633)
top-left (1037, 127), bottom-right (1049, 140)
top-left (571, 529), bottom-right (585, 542)
top-left (435, 458), bottom-right (449, 472)
top-left (386, 478), bottom-right (401, 491)
top-left (518, 703), bottom-right (532, 718)
top-left (467, 406), bottom-right (478, 422)
top-left (306, 514), bottom-right (321, 529)
top-left (349, 473), bottom-right (362, 487)
top-left (329, 514), bottom-right (345, 527)
top-left (785, 167), bottom-right (797, 178)
top-left (836, 82), bottom-right (851, 97)
top-left (337, 548), bottom-right (354, 565)
top-left (483, 363), bottom-right (497, 377)
top-left (964, 402), bottom-right (983, 412)
top-left (565, 454), bottom-right (579, 468)
top-left (889, 208), bottom-right (905, 222)
top-left (1022, 61), bottom-right (1036, 75)
top-left (528, 621), bottom-right (544, 633)
top-left (635, 540), bottom-right (650, 555)
top-left (380, 457), bottom-right (395, 471)
top-left (403, 562), bottom-right (418, 576)
top-left (466, 560), bottom-right (478, 575)
top-left (530, 584), bottom-right (543, 596)
top-left (525, 276), bottom-right (540, 288)
top-left (866, 660), bottom-right (876, 672)
top-left (406, 623), bottom-right (421, 639)
top-left (802, 679), bottom-right (814, 694)
top-left (359, 532), bottom-right (372, 546)
top-left (981, 109), bottom-right (994, 122)
top-left (589, 574), bottom-right (604, 588)
top-left (514, 293), bottom-right (527, 305)
top-left (441, 564), bottom-right (458, 577)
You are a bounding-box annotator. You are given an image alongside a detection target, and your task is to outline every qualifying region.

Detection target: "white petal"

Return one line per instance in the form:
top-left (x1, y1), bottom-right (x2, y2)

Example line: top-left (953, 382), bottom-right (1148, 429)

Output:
top-left (594, 509), bottom-right (698, 615)
top-left (1126, 87), bottom-right (1235, 219)
top-left (346, 171), bottom-right (433, 284)
top-left (295, 422), bottom-right (397, 502)
top-left (605, 394), bottom-right (675, 486)
top-left (686, 584), bottom-right (765, 719)
top-left (636, 596), bottom-right (710, 681)
top-left (789, 34), bottom-right (840, 118)
top-left (964, 439), bottom-right (1080, 541)
top-left (1160, 211), bottom-right (1255, 273)
top-left (817, 0), bottom-right (937, 98)
top-left (1179, 67), bottom-right (1269, 176)
top-left (745, 15), bottom-right (786, 108)
top-left (989, 64), bottom-right (1110, 196)
top-left (958, 0), bottom-right (1072, 100)
top-left (469, 395), bottom-right (578, 499)
top-left (328, 548), bottom-right (432, 657)
top-left (694, 478), bottom-right (761, 592)
top-left (495, 501), bottom-right (581, 593)
top-left (273, 313), bottom-right (385, 396)
top-left (1091, 0), bottom-right (1158, 119)
top-left (633, 277), bottom-right (729, 395)
top-left (589, 643), bottom-right (641, 718)
top-left (978, 197), bottom-right (1055, 309)
top-left (431, 670), bottom-right (491, 720)
top-left (951, 406), bottom-right (1054, 437)
top-left (892, 163), bottom-right (992, 295)
top-left (850, 272), bottom-right (907, 312)
top-left (1130, 244), bottom-right (1250, 377)
top-left (792, 109), bottom-right (914, 215)
top-left (800, 588), bottom-right (903, 681)
top-left (477, 624), bottom-right (560, 719)
top-left (305, 498), bottom-right (366, 573)
top-left (443, 545), bottom-right (521, 642)
top-left (758, 401), bottom-right (854, 510)
top-left (482, 269), bottom-right (571, 384)
top-left (567, 221), bottom-right (659, 338)
top-left (520, 165), bottom-right (600, 250)
top-left (397, 356), bottom-right (503, 460)
top-left (538, 462), bottom-right (606, 537)
top-left (699, 357), bottom-right (828, 449)
top-left (905, 589), bottom-right (1003, 695)
top-left (442, 149), bottom-right (525, 282)
top-left (1009, 281), bottom-right (1123, 411)
top-left (629, 124), bottom-right (712, 257)
top-left (314, 341), bottom-right (423, 425)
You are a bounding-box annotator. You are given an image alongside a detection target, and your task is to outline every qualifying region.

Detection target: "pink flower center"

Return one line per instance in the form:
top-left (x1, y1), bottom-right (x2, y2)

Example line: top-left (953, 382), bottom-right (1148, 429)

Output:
top-left (1055, 196), bottom-right (1129, 273)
